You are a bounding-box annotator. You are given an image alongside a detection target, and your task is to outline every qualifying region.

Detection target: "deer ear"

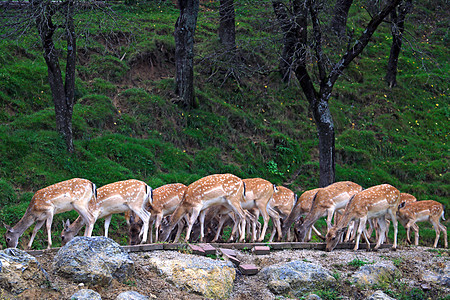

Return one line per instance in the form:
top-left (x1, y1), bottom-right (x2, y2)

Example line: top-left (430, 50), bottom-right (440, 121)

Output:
top-left (64, 219), bottom-right (71, 228)
top-left (3, 223), bottom-right (12, 231)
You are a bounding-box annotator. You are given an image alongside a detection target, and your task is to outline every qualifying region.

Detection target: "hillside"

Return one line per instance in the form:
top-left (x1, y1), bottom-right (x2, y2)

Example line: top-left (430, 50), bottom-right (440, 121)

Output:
top-left (0, 0), bottom-right (448, 249)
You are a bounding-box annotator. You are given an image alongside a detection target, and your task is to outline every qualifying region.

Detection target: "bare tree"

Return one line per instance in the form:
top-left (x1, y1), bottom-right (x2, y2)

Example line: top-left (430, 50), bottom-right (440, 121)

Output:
top-left (272, 0), bottom-right (402, 187)
top-left (385, 0), bottom-right (413, 88)
top-left (1, 0), bottom-right (109, 152)
top-left (174, 0), bottom-right (200, 108)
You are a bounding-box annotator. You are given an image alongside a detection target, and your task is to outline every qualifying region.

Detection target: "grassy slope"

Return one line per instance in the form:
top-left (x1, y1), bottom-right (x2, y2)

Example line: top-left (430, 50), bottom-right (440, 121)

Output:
top-left (0, 1), bottom-right (448, 249)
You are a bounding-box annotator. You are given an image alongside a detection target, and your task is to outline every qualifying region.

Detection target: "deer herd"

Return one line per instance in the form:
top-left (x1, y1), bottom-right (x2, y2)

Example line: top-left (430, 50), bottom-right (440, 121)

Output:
top-left (3, 174), bottom-right (448, 251)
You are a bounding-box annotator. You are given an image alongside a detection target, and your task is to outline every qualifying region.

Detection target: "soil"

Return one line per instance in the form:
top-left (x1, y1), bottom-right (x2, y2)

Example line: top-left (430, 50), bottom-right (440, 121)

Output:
top-left (7, 245), bottom-right (450, 300)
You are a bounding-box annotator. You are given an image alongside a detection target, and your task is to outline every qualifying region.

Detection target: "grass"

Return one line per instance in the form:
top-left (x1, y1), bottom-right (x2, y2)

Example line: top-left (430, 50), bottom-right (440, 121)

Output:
top-left (0, 0), bottom-right (448, 249)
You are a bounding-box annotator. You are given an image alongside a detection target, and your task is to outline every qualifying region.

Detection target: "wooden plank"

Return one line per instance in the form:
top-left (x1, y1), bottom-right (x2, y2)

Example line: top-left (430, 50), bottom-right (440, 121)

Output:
top-left (198, 243), bottom-right (216, 255)
top-left (219, 248), bottom-right (238, 257)
top-left (189, 244), bottom-right (206, 255)
top-left (122, 244), bottom-right (164, 252)
top-left (163, 243), bottom-right (185, 250)
top-left (238, 264), bottom-right (259, 275)
top-left (222, 253), bottom-right (241, 266)
top-left (252, 246), bottom-right (270, 255)
top-left (269, 242), bottom-right (292, 250)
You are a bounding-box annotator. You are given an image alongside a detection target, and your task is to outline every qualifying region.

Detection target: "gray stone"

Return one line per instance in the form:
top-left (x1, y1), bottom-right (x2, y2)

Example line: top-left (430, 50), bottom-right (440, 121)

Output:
top-left (116, 290), bottom-right (149, 300)
top-left (305, 294), bottom-right (323, 300)
top-left (352, 262), bottom-right (401, 286)
top-left (53, 236), bottom-right (134, 286)
top-left (148, 251), bottom-right (235, 299)
top-left (422, 261), bottom-right (450, 287)
top-left (259, 260), bottom-right (336, 295)
top-left (0, 248), bottom-right (49, 295)
top-left (365, 290), bottom-right (396, 300)
top-left (70, 289), bottom-right (102, 300)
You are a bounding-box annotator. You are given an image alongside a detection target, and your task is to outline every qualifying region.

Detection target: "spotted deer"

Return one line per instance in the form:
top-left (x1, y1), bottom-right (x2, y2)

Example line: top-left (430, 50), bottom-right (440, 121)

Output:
top-left (397, 200), bottom-right (447, 248)
top-left (159, 174), bottom-right (247, 243)
top-left (60, 179), bottom-right (152, 245)
top-left (280, 188), bottom-right (324, 241)
top-left (267, 186), bottom-right (297, 242)
top-left (326, 184), bottom-right (401, 252)
top-left (240, 178), bottom-right (277, 242)
top-left (294, 181), bottom-right (363, 242)
top-left (4, 178), bottom-right (96, 249)
top-left (128, 183), bottom-right (187, 245)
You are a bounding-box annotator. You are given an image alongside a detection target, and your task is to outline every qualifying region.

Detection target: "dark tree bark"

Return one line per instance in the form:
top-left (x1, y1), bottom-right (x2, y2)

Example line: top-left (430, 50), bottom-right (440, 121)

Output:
top-left (219, 0), bottom-right (235, 52)
top-left (34, 0), bottom-right (76, 152)
top-left (385, 0), bottom-right (412, 88)
top-left (330, 0), bottom-right (353, 37)
top-left (174, 0), bottom-right (200, 108)
top-left (279, 0), bottom-right (402, 187)
top-left (272, 0), bottom-right (300, 83)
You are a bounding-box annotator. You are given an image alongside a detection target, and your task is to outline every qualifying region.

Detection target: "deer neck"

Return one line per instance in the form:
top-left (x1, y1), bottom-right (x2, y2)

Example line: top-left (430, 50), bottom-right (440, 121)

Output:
top-left (12, 212), bottom-right (37, 236)
top-left (69, 216), bottom-right (86, 236)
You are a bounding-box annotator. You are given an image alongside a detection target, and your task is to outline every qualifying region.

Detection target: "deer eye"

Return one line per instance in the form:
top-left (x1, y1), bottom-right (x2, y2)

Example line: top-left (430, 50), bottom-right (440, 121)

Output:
top-left (61, 236), bottom-right (65, 240)
top-left (6, 237), bottom-right (11, 242)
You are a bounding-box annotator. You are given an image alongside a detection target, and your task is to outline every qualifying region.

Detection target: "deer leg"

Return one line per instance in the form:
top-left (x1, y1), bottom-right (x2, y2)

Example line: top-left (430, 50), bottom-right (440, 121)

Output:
top-left (185, 208), bottom-right (201, 243)
top-left (212, 214), bottom-right (228, 242)
top-left (431, 220), bottom-right (441, 248)
top-left (362, 224), bottom-right (371, 250)
top-left (374, 217), bottom-right (388, 250)
top-left (387, 210), bottom-right (398, 250)
top-left (354, 217), bottom-right (367, 251)
top-left (104, 214), bottom-right (112, 238)
top-left (256, 204), bottom-right (270, 242)
top-left (267, 206), bottom-right (282, 242)
top-left (45, 214), bottom-right (54, 249)
top-left (199, 210), bottom-right (208, 242)
top-left (344, 221), bottom-right (354, 242)
top-left (133, 208), bottom-right (150, 244)
top-left (154, 214), bottom-right (163, 242)
top-left (28, 219), bottom-right (45, 249)
top-left (439, 223), bottom-right (447, 248)
top-left (311, 224), bottom-right (325, 240)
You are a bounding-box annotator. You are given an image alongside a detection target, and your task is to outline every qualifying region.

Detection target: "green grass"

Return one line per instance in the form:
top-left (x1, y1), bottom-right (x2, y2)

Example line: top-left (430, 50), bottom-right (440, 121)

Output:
top-left (0, 0), bottom-right (448, 249)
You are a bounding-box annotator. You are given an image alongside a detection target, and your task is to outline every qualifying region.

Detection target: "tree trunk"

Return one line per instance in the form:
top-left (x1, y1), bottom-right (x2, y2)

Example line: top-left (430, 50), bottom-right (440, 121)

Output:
top-left (35, 1), bottom-right (75, 152)
top-left (272, 0), bottom-right (299, 83)
top-left (330, 0), bottom-right (353, 37)
top-left (385, 0), bottom-right (412, 88)
top-left (174, 0), bottom-right (200, 108)
top-left (219, 0), bottom-right (235, 52)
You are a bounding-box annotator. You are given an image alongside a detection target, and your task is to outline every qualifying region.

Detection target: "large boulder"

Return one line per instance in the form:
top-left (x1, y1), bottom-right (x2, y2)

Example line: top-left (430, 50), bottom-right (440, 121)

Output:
top-left (53, 236), bottom-right (134, 286)
top-left (365, 290), bottom-right (396, 300)
top-left (147, 251), bottom-right (236, 299)
top-left (116, 290), bottom-right (150, 300)
top-left (0, 248), bottom-right (49, 295)
top-left (70, 289), bottom-right (102, 300)
top-left (259, 260), bottom-right (336, 296)
top-left (352, 262), bottom-right (401, 286)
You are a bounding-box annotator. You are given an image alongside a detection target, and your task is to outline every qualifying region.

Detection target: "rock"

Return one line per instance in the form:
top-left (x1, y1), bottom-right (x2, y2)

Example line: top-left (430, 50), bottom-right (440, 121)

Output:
top-left (0, 248), bottom-right (49, 295)
top-left (116, 290), bottom-right (149, 300)
top-left (305, 294), bottom-right (323, 300)
top-left (365, 290), bottom-right (396, 300)
top-left (70, 289), bottom-right (102, 300)
top-left (352, 262), bottom-right (401, 286)
top-left (148, 251), bottom-right (235, 299)
top-left (259, 260), bottom-right (336, 296)
top-left (422, 261), bottom-right (450, 287)
top-left (53, 236), bottom-right (134, 286)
